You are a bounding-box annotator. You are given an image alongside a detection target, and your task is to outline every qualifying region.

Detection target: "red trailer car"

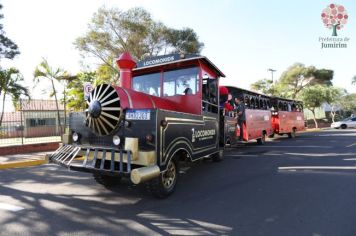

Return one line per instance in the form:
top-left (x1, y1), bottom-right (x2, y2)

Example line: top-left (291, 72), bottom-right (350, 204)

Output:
top-left (270, 97), bottom-right (305, 138)
top-left (223, 86), bottom-right (273, 145)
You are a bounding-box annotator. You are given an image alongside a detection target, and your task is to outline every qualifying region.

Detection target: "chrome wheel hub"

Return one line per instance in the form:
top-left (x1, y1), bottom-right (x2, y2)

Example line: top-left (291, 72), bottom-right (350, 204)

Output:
top-left (162, 161), bottom-right (176, 189)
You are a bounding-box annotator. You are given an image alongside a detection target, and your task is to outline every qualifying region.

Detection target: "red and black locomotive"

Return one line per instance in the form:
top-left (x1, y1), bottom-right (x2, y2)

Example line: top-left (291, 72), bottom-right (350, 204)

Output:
top-left (51, 52), bottom-right (225, 197)
top-left (50, 52), bottom-right (304, 198)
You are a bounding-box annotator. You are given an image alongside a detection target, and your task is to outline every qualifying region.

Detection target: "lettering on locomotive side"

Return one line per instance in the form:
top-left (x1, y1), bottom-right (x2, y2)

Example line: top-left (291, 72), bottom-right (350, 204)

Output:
top-left (143, 56), bottom-right (175, 67)
top-left (191, 128), bottom-right (216, 142)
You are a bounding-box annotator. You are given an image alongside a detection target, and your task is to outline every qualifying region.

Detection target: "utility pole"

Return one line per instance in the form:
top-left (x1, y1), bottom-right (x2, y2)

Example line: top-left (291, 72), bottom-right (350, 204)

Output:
top-left (267, 68), bottom-right (276, 83)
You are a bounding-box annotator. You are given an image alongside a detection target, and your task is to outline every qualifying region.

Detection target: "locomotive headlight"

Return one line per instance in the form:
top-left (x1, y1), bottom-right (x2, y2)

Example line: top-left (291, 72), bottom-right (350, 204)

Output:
top-left (113, 135), bottom-right (121, 145)
top-left (124, 120), bottom-right (131, 128)
top-left (145, 134), bottom-right (154, 143)
top-left (72, 132), bottom-right (79, 142)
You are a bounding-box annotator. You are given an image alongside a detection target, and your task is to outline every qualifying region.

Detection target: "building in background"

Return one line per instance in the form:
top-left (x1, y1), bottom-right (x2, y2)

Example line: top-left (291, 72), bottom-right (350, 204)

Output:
top-left (0, 99), bottom-right (65, 138)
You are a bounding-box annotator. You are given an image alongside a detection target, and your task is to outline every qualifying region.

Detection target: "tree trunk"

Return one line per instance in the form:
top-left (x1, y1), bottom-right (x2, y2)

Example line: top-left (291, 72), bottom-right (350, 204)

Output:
top-left (51, 80), bottom-right (63, 141)
top-left (311, 109), bottom-right (318, 129)
top-left (0, 92), bottom-right (7, 127)
top-left (330, 108), bottom-right (336, 123)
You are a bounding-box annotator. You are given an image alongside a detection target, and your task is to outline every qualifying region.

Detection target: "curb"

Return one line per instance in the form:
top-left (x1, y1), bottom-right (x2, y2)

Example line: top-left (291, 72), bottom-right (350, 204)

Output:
top-left (0, 155), bottom-right (49, 170)
top-left (0, 159), bottom-right (48, 170)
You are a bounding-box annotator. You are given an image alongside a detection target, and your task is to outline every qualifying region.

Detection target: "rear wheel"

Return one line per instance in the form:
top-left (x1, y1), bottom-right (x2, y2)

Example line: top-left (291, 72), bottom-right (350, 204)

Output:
top-left (149, 157), bottom-right (179, 198)
top-left (257, 132), bottom-right (266, 145)
top-left (93, 173), bottom-right (121, 187)
top-left (288, 128), bottom-right (296, 138)
top-left (269, 133), bottom-right (275, 138)
top-left (341, 124), bottom-right (347, 129)
top-left (212, 150), bottom-right (224, 162)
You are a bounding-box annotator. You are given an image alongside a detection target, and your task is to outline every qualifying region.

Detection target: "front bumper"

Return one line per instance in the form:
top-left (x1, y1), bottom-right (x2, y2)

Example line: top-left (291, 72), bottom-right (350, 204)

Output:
top-left (50, 145), bottom-right (133, 177)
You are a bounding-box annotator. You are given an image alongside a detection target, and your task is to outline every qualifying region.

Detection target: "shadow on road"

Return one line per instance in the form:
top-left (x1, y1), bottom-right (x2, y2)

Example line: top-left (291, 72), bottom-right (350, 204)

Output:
top-left (1, 129), bottom-right (356, 235)
top-left (0, 161), bottom-right (234, 235)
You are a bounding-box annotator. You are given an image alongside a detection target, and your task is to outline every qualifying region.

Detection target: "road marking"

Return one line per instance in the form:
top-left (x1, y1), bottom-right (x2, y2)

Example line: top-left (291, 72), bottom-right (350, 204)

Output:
top-left (255, 146), bottom-right (333, 148)
top-left (343, 158), bottom-right (356, 161)
top-left (284, 152), bottom-right (356, 157)
top-left (318, 134), bottom-right (356, 137)
top-left (346, 143), bottom-right (356, 148)
top-left (226, 154), bottom-right (258, 157)
top-left (0, 203), bottom-right (24, 212)
top-left (279, 166), bottom-right (356, 171)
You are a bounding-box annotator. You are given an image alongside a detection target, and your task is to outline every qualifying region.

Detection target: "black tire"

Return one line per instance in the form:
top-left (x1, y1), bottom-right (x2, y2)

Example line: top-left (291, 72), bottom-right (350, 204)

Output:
top-left (93, 173), bottom-right (121, 187)
top-left (149, 157), bottom-right (179, 198)
top-left (288, 128), bottom-right (296, 138)
top-left (341, 124), bottom-right (347, 129)
top-left (269, 133), bottom-right (275, 138)
top-left (212, 150), bottom-right (224, 162)
top-left (257, 132), bottom-right (266, 145)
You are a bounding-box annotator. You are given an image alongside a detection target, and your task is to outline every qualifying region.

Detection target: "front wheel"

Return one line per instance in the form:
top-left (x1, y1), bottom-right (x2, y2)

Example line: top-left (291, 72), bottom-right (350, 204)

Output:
top-left (149, 157), bottom-right (179, 198)
top-left (341, 124), bottom-right (347, 129)
top-left (212, 150), bottom-right (224, 162)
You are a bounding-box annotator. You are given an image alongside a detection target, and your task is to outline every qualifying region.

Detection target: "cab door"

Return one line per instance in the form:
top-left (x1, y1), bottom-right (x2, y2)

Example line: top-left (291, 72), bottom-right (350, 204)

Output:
top-left (202, 77), bottom-right (221, 147)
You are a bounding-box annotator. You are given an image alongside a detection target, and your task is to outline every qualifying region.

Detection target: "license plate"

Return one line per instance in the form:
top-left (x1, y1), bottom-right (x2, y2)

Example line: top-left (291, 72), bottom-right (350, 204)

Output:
top-left (125, 110), bottom-right (151, 120)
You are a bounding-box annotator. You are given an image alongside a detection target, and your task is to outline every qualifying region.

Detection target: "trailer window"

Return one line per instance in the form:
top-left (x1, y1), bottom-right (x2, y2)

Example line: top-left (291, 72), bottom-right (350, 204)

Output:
top-left (132, 72), bottom-right (161, 96)
top-left (163, 67), bottom-right (198, 96)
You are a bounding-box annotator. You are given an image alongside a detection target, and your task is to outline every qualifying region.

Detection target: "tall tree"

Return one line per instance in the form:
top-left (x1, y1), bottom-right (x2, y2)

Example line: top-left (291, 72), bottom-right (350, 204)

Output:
top-left (0, 4), bottom-right (20, 60)
top-left (300, 85), bottom-right (329, 128)
top-left (324, 87), bottom-right (345, 123)
top-left (340, 93), bottom-right (356, 116)
top-left (352, 76), bottom-right (356, 85)
top-left (250, 78), bottom-right (278, 96)
top-left (164, 28), bottom-right (204, 54)
top-left (75, 6), bottom-right (204, 74)
top-left (0, 68), bottom-right (29, 126)
top-left (278, 63), bottom-right (333, 99)
top-left (33, 59), bottom-right (65, 139)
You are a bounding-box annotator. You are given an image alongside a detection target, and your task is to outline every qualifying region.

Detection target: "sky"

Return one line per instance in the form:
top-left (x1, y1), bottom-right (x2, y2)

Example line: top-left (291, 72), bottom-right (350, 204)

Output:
top-left (1, 0), bottom-right (356, 111)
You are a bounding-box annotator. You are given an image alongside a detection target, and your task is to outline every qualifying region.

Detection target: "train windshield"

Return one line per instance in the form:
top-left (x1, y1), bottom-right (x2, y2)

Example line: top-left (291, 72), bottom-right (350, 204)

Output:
top-left (163, 67), bottom-right (199, 96)
top-left (132, 72), bottom-right (161, 96)
top-left (132, 67), bottom-right (199, 97)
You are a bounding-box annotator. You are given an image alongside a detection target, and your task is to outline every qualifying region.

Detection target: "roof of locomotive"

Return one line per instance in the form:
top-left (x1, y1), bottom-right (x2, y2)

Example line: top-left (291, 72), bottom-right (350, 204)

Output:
top-left (133, 53), bottom-right (225, 77)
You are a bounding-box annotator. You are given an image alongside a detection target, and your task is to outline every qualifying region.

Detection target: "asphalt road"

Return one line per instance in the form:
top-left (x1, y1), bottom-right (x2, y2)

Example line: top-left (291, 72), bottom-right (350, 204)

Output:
top-left (0, 129), bottom-right (356, 236)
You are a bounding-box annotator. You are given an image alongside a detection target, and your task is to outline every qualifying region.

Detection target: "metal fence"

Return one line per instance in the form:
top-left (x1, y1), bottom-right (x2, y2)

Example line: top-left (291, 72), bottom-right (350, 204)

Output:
top-left (0, 99), bottom-right (68, 147)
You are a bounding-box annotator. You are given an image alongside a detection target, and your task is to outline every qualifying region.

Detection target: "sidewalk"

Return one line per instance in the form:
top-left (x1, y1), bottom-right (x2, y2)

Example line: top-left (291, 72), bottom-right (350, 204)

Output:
top-left (0, 151), bottom-right (50, 170)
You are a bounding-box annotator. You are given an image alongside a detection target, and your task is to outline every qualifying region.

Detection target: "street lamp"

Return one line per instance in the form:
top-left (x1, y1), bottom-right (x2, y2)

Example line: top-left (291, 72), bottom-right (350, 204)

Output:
top-left (267, 68), bottom-right (276, 83)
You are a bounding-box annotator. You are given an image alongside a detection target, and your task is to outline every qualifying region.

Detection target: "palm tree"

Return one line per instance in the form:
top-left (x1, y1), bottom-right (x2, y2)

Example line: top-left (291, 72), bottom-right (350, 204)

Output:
top-left (33, 59), bottom-right (65, 139)
top-left (0, 67), bottom-right (30, 126)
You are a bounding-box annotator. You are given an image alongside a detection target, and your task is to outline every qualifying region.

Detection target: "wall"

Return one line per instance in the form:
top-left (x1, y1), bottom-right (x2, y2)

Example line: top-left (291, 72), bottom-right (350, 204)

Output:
top-left (0, 142), bottom-right (60, 155)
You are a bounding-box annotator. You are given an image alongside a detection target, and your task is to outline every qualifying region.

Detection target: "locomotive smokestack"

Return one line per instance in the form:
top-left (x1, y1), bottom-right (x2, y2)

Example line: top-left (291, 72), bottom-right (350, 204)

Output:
top-left (116, 52), bottom-right (136, 89)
